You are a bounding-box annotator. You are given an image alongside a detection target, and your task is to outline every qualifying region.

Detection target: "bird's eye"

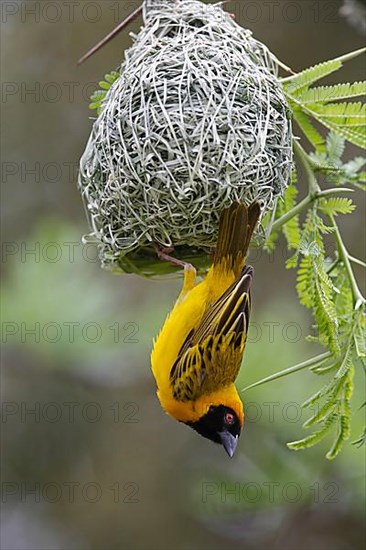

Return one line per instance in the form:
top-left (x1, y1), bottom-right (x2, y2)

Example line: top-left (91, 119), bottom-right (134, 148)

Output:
top-left (225, 412), bottom-right (235, 425)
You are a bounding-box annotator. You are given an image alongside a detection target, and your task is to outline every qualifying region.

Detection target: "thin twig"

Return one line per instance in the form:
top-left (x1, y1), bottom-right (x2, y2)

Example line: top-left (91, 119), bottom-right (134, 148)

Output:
top-left (328, 213), bottom-right (365, 309)
top-left (271, 187), bottom-right (353, 233)
top-left (78, 5), bottom-right (143, 65)
top-left (241, 352), bottom-right (332, 392)
top-left (294, 141), bottom-right (320, 195)
top-left (349, 255), bottom-right (366, 269)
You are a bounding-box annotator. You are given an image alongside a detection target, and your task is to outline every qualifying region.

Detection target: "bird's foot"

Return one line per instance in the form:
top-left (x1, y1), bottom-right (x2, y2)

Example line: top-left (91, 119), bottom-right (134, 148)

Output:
top-left (152, 242), bottom-right (191, 270)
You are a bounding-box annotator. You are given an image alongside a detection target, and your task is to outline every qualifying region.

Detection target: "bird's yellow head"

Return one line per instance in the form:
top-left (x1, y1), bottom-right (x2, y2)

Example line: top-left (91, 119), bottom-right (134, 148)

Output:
top-left (186, 403), bottom-right (243, 458)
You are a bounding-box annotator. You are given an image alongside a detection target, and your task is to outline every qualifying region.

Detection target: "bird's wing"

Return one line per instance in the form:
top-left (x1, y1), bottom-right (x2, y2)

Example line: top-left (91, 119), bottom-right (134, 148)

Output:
top-left (170, 266), bottom-right (253, 402)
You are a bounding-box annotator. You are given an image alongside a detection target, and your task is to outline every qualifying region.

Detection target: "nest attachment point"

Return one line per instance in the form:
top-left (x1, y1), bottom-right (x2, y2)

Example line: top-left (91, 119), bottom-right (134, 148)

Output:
top-left (79, 0), bottom-right (293, 274)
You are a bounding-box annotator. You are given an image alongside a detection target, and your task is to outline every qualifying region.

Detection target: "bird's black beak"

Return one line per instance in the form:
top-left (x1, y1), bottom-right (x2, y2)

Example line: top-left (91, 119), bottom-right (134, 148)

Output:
top-left (218, 431), bottom-right (239, 458)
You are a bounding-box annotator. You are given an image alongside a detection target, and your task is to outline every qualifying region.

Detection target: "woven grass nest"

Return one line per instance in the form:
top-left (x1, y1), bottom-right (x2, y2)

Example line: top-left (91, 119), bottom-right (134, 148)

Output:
top-left (79, 0), bottom-right (293, 276)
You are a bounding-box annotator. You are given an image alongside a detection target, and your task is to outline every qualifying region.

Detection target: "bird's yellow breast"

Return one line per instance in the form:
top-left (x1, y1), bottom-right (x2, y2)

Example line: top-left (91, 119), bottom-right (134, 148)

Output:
top-left (151, 276), bottom-right (209, 397)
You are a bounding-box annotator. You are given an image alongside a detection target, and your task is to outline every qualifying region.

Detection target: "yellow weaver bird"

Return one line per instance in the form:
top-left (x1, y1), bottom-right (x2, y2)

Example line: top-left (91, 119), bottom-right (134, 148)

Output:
top-left (151, 202), bottom-right (261, 457)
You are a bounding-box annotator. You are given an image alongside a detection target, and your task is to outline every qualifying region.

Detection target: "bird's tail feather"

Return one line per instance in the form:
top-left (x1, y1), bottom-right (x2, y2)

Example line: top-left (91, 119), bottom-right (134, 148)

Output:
top-left (213, 202), bottom-right (261, 274)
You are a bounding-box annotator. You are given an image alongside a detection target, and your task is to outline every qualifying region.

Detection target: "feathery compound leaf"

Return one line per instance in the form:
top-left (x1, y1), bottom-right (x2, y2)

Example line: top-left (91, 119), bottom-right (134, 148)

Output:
top-left (295, 209), bottom-right (340, 354)
top-left (311, 362), bottom-right (339, 375)
top-left (278, 185), bottom-right (301, 250)
top-left (303, 397), bottom-right (337, 428)
top-left (321, 122), bottom-right (366, 149)
top-left (334, 267), bottom-right (353, 320)
top-left (352, 425), bottom-right (366, 447)
top-left (297, 81), bottom-right (366, 104)
top-left (89, 70), bottom-right (120, 113)
top-left (297, 255), bottom-right (314, 308)
top-left (326, 131), bottom-right (346, 161)
top-left (319, 197), bottom-right (356, 215)
top-left (310, 102), bottom-right (366, 126)
top-left (302, 389), bottom-right (322, 409)
top-left (282, 47), bottom-right (366, 94)
top-left (284, 60), bottom-right (344, 95)
top-left (344, 157), bottom-right (366, 175)
top-left (282, 48), bottom-right (366, 94)
top-left (267, 53), bottom-right (364, 457)
top-left (289, 343), bottom-right (356, 458)
top-left (326, 366), bottom-right (354, 459)
top-left (292, 109), bottom-right (326, 151)
top-left (285, 50), bottom-right (366, 148)
top-left (313, 260), bottom-right (339, 354)
top-left (295, 103), bottom-right (366, 148)
top-left (354, 311), bottom-right (366, 358)
top-left (287, 414), bottom-right (337, 450)
top-left (310, 141), bottom-right (365, 187)
top-left (326, 415), bottom-right (349, 459)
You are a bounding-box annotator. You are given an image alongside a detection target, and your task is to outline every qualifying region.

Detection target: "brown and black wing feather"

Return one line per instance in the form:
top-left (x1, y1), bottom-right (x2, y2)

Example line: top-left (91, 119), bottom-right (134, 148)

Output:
top-left (214, 202), bottom-right (260, 276)
top-left (170, 266), bottom-right (253, 402)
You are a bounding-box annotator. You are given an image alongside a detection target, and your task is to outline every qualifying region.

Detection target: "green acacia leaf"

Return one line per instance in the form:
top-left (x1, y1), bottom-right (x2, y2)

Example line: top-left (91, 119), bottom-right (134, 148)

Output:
top-left (286, 253), bottom-right (299, 269)
top-left (98, 81), bottom-right (111, 90)
top-left (292, 109), bottom-right (326, 151)
top-left (352, 426), bottom-right (366, 447)
top-left (297, 255), bottom-right (314, 308)
top-left (288, 414), bottom-right (337, 450)
top-left (303, 398), bottom-right (337, 428)
top-left (318, 197), bottom-right (356, 215)
top-left (344, 157), bottom-right (366, 175)
top-left (283, 47), bottom-right (366, 93)
top-left (89, 70), bottom-right (120, 113)
top-left (297, 81), bottom-right (366, 104)
top-left (310, 101), bottom-right (366, 126)
top-left (326, 367), bottom-right (353, 460)
top-left (90, 91), bottom-right (106, 101)
top-left (326, 131), bottom-right (346, 161)
top-left (311, 363), bottom-right (339, 375)
top-left (354, 313), bottom-right (366, 357)
top-left (278, 186), bottom-right (301, 249)
top-left (285, 60), bottom-right (344, 95)
top-left (322, 122), bottom-right (366, 148)
top-left (105, 71), bottom-right (120, 83)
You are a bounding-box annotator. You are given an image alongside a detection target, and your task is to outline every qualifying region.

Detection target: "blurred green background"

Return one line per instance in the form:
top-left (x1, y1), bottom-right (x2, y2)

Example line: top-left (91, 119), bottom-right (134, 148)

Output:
top-left (1, 1), bottom-right (365, 549)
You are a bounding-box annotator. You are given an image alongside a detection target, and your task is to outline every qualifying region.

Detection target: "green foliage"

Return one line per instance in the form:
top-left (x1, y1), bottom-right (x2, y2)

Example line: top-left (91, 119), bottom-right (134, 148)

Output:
top-left (277, 184), bottom-right (301, 250)
top-left (297, 81), bottom-right (366, 104)
top-left (283, 48), bottom-right (366, 149)
top-left (284, 57), bottom-right (347, 94)
top-left (318, 197), bottom-right (355, 216)
top-left (270, 180), bottom-right (365, 458)
top-left (310, 132), bottom-right (365, 189)
top-left (262, 48), bottom-right (366, 459)
top-left (296, 208), bottom-right (340, 354)
top-left (271, 152), bottom-right (364, 458)
top-left (287, 309), bottom-right (363, 459)
top-left (89, 70), bottom-right (120, 114)
top-left (292, 108), bottom-right (326, 151)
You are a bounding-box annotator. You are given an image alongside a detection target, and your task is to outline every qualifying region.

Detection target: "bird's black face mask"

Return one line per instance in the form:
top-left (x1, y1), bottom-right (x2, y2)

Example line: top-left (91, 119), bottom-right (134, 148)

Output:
top-left (186, 405), bottom-right (241, 457)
